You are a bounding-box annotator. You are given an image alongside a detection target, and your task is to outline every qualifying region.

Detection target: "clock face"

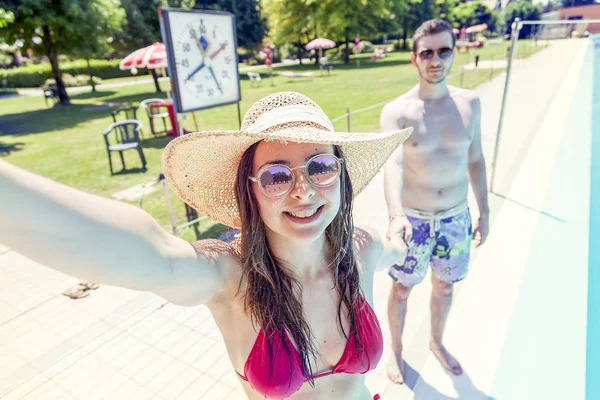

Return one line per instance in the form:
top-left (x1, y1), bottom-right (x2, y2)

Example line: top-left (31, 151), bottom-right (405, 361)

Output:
top-left (161, 9), bottom-right (240, 113)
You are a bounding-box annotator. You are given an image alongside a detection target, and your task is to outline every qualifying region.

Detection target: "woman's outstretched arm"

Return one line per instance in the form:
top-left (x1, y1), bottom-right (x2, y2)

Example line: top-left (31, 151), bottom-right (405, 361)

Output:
top-left (0, 160), bottom-right (230, 306)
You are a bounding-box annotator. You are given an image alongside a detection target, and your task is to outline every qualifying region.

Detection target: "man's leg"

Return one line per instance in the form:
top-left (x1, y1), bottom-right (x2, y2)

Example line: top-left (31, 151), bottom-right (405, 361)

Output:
top-left (429, 274), bottom-right (462, 375)
top-left (386, 214), bottom-right (432, 384)
top-left (387, 281), bottom-right (413, 384)
top-left (429, 207), bottom-right (471, 375)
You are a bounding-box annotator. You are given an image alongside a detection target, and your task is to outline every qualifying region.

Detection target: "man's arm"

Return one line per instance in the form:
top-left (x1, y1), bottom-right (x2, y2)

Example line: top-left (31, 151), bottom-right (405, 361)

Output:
top-left (467, 96), bottom-right (490, 246)
top-left (381, 101), bottom-right (413, 241)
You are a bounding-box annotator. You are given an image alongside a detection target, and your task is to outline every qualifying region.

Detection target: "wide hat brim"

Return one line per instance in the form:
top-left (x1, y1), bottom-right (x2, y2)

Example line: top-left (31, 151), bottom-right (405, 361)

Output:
top-left (162, 125), bottom-right (413, 228)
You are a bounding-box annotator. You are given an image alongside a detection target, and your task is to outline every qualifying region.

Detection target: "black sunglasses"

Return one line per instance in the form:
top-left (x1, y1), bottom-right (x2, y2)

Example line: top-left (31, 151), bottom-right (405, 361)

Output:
top-left (417, 47), bottom-right (454, 61)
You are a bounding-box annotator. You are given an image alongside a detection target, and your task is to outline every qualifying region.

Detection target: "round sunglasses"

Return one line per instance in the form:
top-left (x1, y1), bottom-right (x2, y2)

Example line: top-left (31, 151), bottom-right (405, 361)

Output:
top-left (248, 153), bottom-right (343, 198)
top-left (417, 47), bottom-right (454, 61)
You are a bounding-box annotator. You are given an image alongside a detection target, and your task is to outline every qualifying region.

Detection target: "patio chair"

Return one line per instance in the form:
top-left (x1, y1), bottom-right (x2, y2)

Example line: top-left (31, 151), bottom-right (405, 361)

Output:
top-left (43, 84), bottom-right (59, 106)
top-left (319, 57), bottom-right (334, 75)
top-left (140, 98), bottom-right (169, 136)
top-left (111, 104), bottom-right (139, 123)
top-left (102, 120), bottom-right (146, 175)
top-left (111, 104), bottom-right (144, 138)
top-left (247, 72), bottom-right (262, 87)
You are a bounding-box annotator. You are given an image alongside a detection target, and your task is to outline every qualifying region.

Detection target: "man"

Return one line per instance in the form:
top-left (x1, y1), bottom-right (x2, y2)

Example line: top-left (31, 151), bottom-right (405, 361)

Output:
top-left (381, 19), bottom-right (490, 384)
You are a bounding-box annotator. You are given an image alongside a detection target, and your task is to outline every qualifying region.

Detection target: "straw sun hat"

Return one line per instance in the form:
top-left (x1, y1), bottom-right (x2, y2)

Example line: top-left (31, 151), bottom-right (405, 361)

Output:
top-left (162, 91), bottom-right (412, 228)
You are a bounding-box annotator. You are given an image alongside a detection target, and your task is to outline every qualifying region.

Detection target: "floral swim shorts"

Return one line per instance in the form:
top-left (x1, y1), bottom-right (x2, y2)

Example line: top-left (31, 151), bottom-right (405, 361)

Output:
top-left (388, 203), bottom-right (473, 286)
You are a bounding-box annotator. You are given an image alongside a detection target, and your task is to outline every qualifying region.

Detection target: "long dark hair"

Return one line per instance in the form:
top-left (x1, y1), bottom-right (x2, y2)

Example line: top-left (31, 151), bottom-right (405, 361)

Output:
top-left (234, 143), bottom-right (365, 385)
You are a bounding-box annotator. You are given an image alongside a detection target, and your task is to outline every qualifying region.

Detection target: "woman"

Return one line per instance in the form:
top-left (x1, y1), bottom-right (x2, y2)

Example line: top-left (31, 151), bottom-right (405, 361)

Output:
top-left (1, 92), bottom-right (412, 399)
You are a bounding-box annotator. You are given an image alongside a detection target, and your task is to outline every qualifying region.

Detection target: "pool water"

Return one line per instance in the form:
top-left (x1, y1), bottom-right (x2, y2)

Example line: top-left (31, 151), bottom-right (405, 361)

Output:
top-left (586, 33), bottom-right (600, 400)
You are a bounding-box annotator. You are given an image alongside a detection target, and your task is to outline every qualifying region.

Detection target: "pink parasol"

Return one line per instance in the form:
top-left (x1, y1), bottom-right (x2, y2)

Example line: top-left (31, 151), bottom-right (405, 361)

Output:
top-left (305, 38), bottom-right (336, 51)
top-left (119, 42), bottom-right (167, 70)
top-left (466, 23), bottom-right (488, 34)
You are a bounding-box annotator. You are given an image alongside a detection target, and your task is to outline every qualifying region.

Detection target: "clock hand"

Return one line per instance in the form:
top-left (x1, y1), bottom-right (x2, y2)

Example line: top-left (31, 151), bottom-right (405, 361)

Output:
top-left (185, 61), bottom-right (205, 82)
top-left (190, 28), bottom-right (208, 58)
top-left (208, 65), bottom-right (223, 94)
top-left (209, 42), bottom-right (228, 60)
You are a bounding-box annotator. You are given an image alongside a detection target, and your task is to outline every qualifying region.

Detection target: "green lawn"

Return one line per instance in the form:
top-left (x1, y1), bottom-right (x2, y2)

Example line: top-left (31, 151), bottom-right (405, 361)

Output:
top-left (0, 40), bottom-right (547, 242)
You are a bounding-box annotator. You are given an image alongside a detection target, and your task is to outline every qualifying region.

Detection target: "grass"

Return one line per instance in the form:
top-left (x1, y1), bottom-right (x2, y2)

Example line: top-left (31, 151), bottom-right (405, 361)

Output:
top-left (0, 40), bottom-right (548, 242)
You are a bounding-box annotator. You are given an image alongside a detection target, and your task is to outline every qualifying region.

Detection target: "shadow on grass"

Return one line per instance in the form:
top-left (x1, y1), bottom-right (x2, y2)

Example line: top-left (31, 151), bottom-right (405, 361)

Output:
top-left (0, 91), bottom-right (168, 136)
top-left (93, 92), bottom-right (169, 108)
top-left (111, 166), bottom-right (148, 176)
top-left (0, 104), bottom-right (117, 136)
top-left (0, 141), bottom-right (25, 155)
top-left (141, 135), bottom-right (175, 149)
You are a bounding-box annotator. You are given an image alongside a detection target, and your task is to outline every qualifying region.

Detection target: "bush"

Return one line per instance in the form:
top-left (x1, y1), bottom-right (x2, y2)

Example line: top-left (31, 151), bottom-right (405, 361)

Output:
top-left (277, 44), bottom-right (294, 60)
top-left (0, 88), bottom-right (17, 97)
top-left (359, 41), bottom-right (375, 54)
top-left (0, 59), bottom-right (146, 88)
top-left (246, 54), bottom-right (266, 67)
top-left (237, 48), bottom-right (251, 63)
top-left (42, 74), bottom-right (103, 89)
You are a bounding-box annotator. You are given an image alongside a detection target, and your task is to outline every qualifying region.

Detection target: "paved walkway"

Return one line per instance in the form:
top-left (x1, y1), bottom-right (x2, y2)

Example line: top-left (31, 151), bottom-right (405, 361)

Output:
top-left (357, 38), bottom-right (593, 400)
top-left (0, 39), bottom-right (594, 400)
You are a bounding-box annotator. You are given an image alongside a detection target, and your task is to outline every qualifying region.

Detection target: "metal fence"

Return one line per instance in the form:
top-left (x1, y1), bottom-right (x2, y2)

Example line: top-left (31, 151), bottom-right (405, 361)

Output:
top-left (161, 49), bottom-right (525, 237)
top-left (489, 18), bottom-right (600, 194)
top-left (330, 55), bottom-right (501, 133)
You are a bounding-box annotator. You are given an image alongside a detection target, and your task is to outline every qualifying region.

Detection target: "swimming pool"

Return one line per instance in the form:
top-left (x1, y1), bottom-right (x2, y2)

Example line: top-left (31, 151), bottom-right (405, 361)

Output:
top-left (586, 33), bottom-right (600, 400)
top-left (477, 36), bottom-right (597, 400)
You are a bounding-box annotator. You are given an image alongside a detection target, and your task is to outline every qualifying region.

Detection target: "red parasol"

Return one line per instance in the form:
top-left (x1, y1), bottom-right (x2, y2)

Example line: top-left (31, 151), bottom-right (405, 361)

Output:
top-left (119, 42), bottom-right (167, 70)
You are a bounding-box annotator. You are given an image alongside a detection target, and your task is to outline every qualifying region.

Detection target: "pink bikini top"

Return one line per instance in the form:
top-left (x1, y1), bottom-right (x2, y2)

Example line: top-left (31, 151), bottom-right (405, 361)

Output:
top-left (236, 297), bottom-right (383, 399)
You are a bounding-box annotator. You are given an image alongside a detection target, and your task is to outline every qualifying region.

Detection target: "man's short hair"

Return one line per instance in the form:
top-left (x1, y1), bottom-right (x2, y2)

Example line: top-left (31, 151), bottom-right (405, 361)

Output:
top-left (412, 19), bottom-right (455, 53)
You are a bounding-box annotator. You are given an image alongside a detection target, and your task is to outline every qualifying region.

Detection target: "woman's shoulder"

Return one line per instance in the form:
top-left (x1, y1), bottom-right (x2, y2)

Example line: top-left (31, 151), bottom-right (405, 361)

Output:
top-left (189, 238), bottom-right (243, 284)
top-left (189, 237), bottom-right (244, 305)
top-left (190, 238), bottom-right (241, 262)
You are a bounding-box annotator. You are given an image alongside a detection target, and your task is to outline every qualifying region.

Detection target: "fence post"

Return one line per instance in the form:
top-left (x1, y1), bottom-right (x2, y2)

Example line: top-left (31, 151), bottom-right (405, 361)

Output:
top-left (347, 107), bottom-right (351, 132)
top-left (490, 17), bottom-right (522, 194)
top-left (460, 66), bottom-right (465, 88)
top-left (161, 178), bottom-right (179, 236)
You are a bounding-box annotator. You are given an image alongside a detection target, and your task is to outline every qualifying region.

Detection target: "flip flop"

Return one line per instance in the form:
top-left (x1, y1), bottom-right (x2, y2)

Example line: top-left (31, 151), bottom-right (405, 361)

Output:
top-left (62, 288), bottom-right (90, 300)
top-left (78, 282), bottom-right (99, 290)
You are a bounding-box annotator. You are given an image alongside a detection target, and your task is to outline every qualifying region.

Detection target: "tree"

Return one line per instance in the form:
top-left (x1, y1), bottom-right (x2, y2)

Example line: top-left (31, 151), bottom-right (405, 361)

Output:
top-left (503, 0), bottom-right (543, 38)
top-left (542, 0), bottom-right (561, 12)
top-left (379, 0), bottom-right (410, 51)
top-left (265, 0), bottom-right (391, 64)
top-left (0, 0), bottom-right (127, 105)
top-left (319, 0), bottom-right (390, 63)
top-left (114, 0), bottom-right (193, 53)
top-left (395, 0), bottom-right (440, 50)
top-left (262, 0), bottom-right (319, 64)
top-left (0, 7), bottom-right (13, 28)
top-left (437, 0), bottom-right (457, 21)
top-left (448, 2), bottom-right (500, 32)
top-left (71, 0), bottom-right (126, 92)
top-left (114, 0), bottom-right (165, 53)
top-left (194, 0), bottom-right (267, 50)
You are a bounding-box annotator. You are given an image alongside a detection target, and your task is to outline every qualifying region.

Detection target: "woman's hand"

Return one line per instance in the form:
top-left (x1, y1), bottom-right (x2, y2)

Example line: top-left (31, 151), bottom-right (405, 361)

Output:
top-left (387, 215), bottom-right (413, 243)
top-left (387, 233), bottom-right (408, 267)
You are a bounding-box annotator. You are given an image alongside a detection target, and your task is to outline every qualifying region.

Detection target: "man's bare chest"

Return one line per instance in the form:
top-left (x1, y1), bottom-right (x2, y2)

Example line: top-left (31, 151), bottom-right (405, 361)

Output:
top-left (403, 109), bottom-right (474, 155)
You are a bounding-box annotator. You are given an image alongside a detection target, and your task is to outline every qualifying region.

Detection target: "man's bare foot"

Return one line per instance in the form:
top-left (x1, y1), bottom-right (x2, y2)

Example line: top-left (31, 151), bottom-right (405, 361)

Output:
top-left (387, 349), bottom-right (406, 384)
top-left (430, 342), bottom-right (463, 375)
